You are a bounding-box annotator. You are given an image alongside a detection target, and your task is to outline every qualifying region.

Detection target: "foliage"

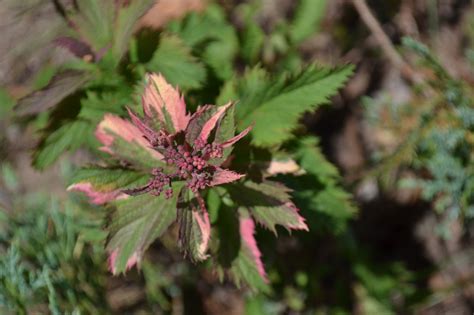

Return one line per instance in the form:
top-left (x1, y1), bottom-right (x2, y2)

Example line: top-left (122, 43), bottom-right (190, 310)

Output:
top-left (1, 0), bottom-right (371, 313)
top-left (0, 180), bottom-right (109, 314)
top-left (11, 0), bottom-right (355, 294)
top-left (365, 37), bottom-right (474, 234)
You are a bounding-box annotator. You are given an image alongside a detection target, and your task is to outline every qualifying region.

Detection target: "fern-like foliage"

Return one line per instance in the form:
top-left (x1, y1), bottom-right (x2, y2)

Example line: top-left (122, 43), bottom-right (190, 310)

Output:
top-left (366, 37), bottom-right (474, 231)
top-left (218, 65), bottom-right (354, 147)
top-left (0, 199), bottom-right (108, 314)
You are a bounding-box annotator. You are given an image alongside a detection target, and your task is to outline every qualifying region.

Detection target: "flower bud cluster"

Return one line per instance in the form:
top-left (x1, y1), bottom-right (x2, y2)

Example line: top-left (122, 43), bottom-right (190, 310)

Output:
top-left (145, 135), bottom-right (224, 198)
top-left (149, 168), bottom-right (172, 197)
top-left (187, 172), bottom-right (211, 193)
top-left (194, 138), bottom-right (224, 159)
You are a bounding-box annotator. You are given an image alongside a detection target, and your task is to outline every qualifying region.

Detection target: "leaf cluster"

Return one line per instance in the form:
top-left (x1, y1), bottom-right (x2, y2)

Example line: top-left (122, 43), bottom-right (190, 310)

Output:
top-left (14, 0), bottom-right (355, 293)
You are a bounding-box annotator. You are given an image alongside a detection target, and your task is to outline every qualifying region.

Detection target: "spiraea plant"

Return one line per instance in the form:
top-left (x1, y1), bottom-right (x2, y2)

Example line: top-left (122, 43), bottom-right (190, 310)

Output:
top-left (69, 73), bottom-right (308, 288)
top-left (14, 0), bottom-right (355, 294)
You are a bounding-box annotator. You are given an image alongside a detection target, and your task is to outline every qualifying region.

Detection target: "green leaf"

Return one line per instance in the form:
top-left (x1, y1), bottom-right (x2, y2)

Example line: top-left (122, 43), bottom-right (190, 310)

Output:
top-left (167, 4), bottom-right (238, 80)
top-left (33, 120), bottom-right (92, 170)
top-left (283, 136), bottom-right (356, 232)
top-left (146, 35), bottom-right (206, 90)
top-left (203, 33), bottom-right (238, 81)
top-left (241, 27), bottom-right (263, 62)
top-left (70, 167), bottom-right (148, 192)
top-left (289, 0), bottom-right (327, 44)
top-left (291, 136), bottom-right (339, 181)
top-left (238, 4), bottom-right (265, 64)
top-left (113, 0), bottom-right (155, 61)
top-left (227, 180), bottom-right (307, 233)
top-left (221, 64), bottom-right (354, 147)
top-left (243, 66), bottom-right (352, 147)
top-left (312, 187), bottom-right (355, 222)
top-left (78, 90), bottom-right (130, 121)
top-left (107, 182), bottom-right (183, 273)
top-left (207, 188), bottom-right (221, 224)
top-left (71, 0), bottom-right (115, 52)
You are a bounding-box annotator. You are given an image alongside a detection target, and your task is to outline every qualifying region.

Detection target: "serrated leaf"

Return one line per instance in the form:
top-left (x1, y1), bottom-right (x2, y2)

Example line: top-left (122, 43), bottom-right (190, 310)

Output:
top-left (70, 167), bottom-right (148, 192)
top-left (167, 4), bottom-right (238, 80)
top-left (292, 136), bottom-right (339, 181)
top-left (15, 70), bottom-right (90, 116)
top-left (211, 104), bottom-right (236, 163)
top-left (33, 120), bottom-right (92, 170)
top-left (203, 34), bottom-right (238, 81)
top-left (185, 104), bottom-right (229, 144)
top-left (214, 104), bottom-right (235, 143)
top-left (227, 180), bottom-right (308, 233)
top-left (209, 168), bottom-right (244, 186)
top-left (142, 73), bottom-right (190, 133)
top-left (222, 65), bottom-right (353, 147)
top-left (146, 35), bottom-right (206, 90)
top-left (238, 216), bottom-right (267, 281)
top-left (239, 8), bottom-right (265, 63)
top-left (312, 187), bottom-right (355, 222)
top-left (282, 136), bottom-right (356, 232)
top-left (197, 103), bottom-right (232, 143)
top-left (71, 0), bottom-right (115, 52)
top-left (107, 182), bottom-right (183, 274)
top-left (78, 90), bottom-right (130, 121)
top-left (96, 113), bottom-right (165, 170)
top-left (289, 0), bottom-right (326, 44)
top-left (113, 0), bottom-right (155, 61)
top-left (177, 189), bottom-right (211, 262)
top-left (215, 206), bottom-right (269, 292)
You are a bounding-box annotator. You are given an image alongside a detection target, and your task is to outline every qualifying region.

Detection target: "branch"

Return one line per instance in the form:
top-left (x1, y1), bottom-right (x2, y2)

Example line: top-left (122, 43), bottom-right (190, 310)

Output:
top-left (351, 0), bottom-right (422, 84)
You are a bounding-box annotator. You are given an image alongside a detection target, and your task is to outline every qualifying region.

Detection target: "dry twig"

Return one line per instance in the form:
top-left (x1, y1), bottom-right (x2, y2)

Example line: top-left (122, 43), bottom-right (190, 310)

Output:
top-left (351, 0), bottom-right (422, 84)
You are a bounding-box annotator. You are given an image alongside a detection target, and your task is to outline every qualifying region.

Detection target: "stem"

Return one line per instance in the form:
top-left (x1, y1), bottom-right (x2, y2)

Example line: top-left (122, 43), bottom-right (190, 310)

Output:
top-left (351, 0), bottom-right (421, 84)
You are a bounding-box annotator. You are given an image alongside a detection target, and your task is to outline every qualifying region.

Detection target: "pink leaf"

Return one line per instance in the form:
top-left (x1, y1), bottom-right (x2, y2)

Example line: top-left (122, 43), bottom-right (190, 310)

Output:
top-left (142, 73), bottom-right (190, 132)
top-left (198, 102), bottom-right (232, 142)
top-left (96, 113), bottom-right (163, 160)
top-left (108, 249), bottom-right (139, 275)
top-left (126, 107), bottom-right (158, 142)
top-left (210, 168), bottom-right (244, 186)
top-left (239, 217), bottom-right (268, 282)
top-left (283, 202), bottom-right (309, 231)
top-left (221, 125), bottom-right (253, 148)
top-left (67, 183), bottom-right (127, 205)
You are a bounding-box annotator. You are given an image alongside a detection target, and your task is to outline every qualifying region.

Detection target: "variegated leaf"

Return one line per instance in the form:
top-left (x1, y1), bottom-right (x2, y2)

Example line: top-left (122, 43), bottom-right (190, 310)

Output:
top-left (210, 168), bottom-right (244, 186)
top-left (107, 182), bottom-right (184, 274)
top-left (177, 189), bottom-right (211, 262)
top-left (96, 113), bottom-right (164, 169)
top-left (68, 167), bottom-right (149, 204)
top-left (214, 206), bottom-right (269, 292)
top-left (142, 73), bottom-right (190, 133)
top-left (227, 180), bottom-right (308, 233)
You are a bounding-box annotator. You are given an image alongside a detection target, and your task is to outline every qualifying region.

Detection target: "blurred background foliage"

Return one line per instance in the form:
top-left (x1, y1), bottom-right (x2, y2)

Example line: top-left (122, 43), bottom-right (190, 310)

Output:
top-left (0, 0), bottom-right (473, 314)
